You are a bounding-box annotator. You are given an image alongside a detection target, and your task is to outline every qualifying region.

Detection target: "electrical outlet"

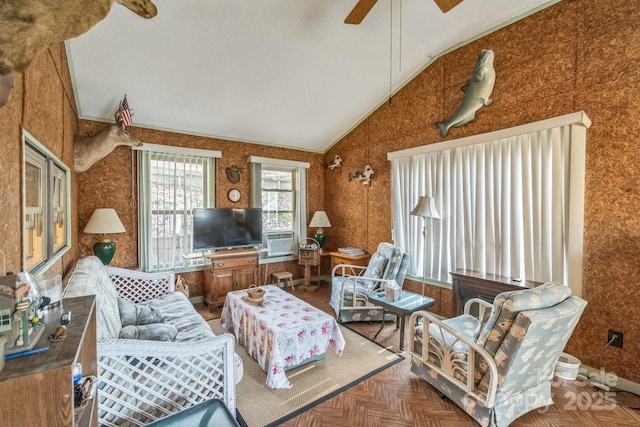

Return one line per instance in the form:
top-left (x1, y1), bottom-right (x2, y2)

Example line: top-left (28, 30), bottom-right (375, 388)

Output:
top-left (608, 329), bottom-right (623, 348)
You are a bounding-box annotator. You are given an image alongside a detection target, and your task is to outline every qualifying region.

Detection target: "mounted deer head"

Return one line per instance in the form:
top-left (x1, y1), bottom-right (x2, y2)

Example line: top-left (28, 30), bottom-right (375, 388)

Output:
top-left (74, 124), bottom-right (142, 173)
top-left (0, 0), bottom-right (158, 107)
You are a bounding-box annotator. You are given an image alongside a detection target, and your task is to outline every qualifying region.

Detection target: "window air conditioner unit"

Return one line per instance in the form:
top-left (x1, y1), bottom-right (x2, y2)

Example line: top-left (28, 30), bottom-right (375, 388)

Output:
top-left (264, 232), bottom-right (294, 257)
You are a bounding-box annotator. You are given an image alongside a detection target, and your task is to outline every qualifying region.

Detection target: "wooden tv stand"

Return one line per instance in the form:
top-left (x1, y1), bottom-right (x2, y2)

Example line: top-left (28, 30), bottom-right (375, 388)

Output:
top-left (203, 248), bottom-right (266, 311)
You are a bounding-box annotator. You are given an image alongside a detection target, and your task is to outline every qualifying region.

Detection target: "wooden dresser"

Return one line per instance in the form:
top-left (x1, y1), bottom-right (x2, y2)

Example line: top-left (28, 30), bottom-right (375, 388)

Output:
top-left (451, 269), bottom-right (543, 316)
top-left (0, 295), bottom-right (97, 427)
top-left (203, 249), bottom-right (263, 310)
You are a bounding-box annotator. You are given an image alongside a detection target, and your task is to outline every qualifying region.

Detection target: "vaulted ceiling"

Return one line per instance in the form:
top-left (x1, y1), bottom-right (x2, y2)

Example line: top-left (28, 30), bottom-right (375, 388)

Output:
top-left (66, 0), bottom-right (559, 153)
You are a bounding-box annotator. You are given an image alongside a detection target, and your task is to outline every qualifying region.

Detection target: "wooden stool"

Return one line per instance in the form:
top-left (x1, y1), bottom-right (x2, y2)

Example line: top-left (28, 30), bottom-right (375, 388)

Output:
top-left (272, 271), bottom-right (295, 291)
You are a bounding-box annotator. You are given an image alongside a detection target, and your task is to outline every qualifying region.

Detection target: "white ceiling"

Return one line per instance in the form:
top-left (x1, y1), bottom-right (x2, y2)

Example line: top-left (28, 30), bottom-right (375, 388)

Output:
top-left (66, 0), bottom-right (558, 153)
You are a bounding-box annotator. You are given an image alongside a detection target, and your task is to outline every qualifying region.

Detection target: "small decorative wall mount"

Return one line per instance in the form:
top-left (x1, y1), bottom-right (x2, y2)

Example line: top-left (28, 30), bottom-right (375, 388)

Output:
top-left (226, 165), bottom-right (243, 183)
top-left (349, 165), bottom-right (374, 186)
top-left (327, 155), bottom-right (342, 171)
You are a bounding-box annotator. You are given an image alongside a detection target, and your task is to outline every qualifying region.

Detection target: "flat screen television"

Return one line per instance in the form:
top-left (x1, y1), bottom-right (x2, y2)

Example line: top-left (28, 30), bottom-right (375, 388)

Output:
top-left (192, 208), bottom-right (263, 251)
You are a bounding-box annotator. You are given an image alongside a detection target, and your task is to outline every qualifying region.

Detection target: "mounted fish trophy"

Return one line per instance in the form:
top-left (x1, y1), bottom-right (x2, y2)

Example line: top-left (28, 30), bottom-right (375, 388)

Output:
top-left (74, 97), bottom-right (142, 172)
top-left (0, 0), bottom-right (158, 108)
top-left (436, 49), bottom-right (495, 138)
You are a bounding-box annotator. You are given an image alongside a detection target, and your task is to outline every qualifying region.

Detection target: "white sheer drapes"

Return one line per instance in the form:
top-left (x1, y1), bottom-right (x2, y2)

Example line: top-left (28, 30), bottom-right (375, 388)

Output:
top-left (390, 113), bottom-right (589, 294)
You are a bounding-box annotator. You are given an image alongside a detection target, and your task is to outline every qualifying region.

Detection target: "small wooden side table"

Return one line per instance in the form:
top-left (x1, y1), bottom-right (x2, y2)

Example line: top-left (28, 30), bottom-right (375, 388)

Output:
top-left (329, 251), bottom-right (372, 276)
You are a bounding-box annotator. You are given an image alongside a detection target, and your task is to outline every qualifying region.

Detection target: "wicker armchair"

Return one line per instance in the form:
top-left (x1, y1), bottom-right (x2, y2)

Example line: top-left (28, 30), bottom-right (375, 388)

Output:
top-left (409, 282), bottom-right (586, 427)
top-left (329, 242), bottom-right (409, 323)
top-left (63, 257), bottom-right (238, 427)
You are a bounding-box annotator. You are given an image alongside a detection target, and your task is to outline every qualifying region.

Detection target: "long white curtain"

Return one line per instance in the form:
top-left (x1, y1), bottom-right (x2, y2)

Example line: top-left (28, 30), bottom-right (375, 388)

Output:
top-left (390, 113), bottom-right (589, 291)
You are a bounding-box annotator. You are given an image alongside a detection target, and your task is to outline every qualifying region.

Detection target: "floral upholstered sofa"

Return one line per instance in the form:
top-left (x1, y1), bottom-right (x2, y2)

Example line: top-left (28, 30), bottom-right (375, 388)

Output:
top-left (63, 256), bottom-right (243, 427)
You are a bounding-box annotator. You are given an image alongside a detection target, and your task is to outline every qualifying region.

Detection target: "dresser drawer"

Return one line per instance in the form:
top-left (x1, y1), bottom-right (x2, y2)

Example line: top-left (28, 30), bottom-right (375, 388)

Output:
top-left (211, 257), bottom-right (257, 270)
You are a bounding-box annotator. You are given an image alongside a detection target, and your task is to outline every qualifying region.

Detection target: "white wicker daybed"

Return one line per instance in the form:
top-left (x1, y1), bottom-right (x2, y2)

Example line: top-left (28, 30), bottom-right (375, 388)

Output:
top-left (63, 256), bottom-right (242, 427)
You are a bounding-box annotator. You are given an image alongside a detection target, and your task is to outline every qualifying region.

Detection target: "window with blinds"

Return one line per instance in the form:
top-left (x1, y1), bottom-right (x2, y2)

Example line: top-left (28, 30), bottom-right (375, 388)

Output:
top-left (138, 146), bottom-right (218, 271)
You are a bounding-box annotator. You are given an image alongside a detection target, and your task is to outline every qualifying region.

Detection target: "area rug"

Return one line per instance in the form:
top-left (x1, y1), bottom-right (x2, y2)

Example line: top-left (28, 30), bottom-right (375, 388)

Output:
top-left (209, 319), bottom-right (404, 427)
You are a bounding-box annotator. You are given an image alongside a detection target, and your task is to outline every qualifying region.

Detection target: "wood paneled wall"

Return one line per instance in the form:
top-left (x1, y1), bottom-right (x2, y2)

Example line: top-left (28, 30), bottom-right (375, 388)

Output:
top-left (325, 0), bottom-right (640, 382)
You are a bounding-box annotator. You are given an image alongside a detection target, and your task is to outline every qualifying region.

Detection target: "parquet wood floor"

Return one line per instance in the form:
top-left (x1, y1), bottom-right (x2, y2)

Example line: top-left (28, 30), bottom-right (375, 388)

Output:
top-left (198, 282), bottom-right (640, 426)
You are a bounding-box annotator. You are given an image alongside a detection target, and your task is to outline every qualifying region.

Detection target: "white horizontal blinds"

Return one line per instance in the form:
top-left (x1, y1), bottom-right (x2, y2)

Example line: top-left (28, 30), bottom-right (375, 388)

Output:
top-left (140, 149), bottom-right (213, 271)
top-left (390, 112), bottom-right (589, 294)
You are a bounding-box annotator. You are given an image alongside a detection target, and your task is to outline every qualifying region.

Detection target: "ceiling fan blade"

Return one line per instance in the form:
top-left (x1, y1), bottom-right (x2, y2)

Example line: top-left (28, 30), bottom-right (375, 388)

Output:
top-left (345, 0), bottom-right (378, 25)
top-left (434, 0), bottom-right (463, 13)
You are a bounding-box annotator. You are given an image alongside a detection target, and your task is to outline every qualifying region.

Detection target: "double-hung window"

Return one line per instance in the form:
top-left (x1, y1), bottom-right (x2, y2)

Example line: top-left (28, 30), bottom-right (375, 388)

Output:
top-left (261, 168), bottom-right (294, 231)
top-left (137, 144), bottom-right (220, 271)
top-left (249, 156), bottom-right (310, 258)
top-left (388, 112), bottom-right (590, 296)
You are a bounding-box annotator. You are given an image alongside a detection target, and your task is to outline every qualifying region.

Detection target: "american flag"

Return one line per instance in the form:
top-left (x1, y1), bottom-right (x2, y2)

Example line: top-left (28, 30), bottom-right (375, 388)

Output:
top-left (119, 95), bottom-right (133, 128)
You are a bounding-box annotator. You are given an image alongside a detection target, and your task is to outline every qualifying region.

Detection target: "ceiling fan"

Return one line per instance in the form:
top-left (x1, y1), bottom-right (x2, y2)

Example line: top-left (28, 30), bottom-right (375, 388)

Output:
top-left (345, 0), bottom-right (463, 24)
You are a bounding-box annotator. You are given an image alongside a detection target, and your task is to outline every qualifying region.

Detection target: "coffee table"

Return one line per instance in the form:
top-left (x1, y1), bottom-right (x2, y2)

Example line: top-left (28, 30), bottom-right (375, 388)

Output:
top-left (220, 285), bottom-right (345, 389)
top-left (144, 399), bottom-right (240, 427)
top-left (368, 289), bottom-right (435, 351)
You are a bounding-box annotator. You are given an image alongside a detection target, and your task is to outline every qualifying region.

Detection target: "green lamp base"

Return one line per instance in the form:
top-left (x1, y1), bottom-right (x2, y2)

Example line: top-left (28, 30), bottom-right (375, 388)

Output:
top-left (314, 232), bottom-right (326, 250)
top-left (94, 240), bottom-right (116, 265)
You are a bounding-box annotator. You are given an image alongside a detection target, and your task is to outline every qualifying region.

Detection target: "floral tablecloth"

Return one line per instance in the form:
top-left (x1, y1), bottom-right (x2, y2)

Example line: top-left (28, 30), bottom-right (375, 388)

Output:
top-left (220, 285), bottom-right (345, 389)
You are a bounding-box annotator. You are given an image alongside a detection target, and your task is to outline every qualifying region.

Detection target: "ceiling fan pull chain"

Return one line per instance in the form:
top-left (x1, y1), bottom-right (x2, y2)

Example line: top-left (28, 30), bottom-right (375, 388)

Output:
top-left (388, 0), bottom-right (393, 107)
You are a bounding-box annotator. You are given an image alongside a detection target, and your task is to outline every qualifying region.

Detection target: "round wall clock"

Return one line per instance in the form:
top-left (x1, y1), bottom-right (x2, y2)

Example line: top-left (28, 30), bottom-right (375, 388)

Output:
top-left (227, 188), bottom-right (241, 203)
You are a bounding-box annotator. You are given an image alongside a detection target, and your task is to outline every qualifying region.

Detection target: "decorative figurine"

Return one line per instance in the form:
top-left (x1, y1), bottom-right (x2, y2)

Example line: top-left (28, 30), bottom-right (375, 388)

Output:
top-left (226, 165), bottom-right (243, 183)
top-left (327, 155), bottom-right (342, 170)
top-left (436, 49), bottom-right (496, 138)
top-left (349, 165), bottom-right (374, 186)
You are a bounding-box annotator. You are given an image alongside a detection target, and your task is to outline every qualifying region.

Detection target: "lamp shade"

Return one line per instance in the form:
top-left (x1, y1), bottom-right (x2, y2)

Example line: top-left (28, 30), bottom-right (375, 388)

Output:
top-left (83, 208), bottom-right (126, 234)
top-left (410, 196), bottom-right (440, 219)
top-left (309, 211), bottom-right (331, 228)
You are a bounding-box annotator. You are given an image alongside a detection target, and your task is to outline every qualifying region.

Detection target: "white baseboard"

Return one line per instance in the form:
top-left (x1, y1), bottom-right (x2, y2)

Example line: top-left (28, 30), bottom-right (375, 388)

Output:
top-left (579, 364), bottom-right (640, 395)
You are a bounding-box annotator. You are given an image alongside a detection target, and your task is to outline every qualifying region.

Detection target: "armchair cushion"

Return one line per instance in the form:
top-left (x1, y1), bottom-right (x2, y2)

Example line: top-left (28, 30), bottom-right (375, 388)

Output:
top-left (376, 242), bottom-right (410, 284)
top-left (118, 297), bottom-right (164, 327)
top-left (363, 253), bottom-right (388, 289)
top-left (477, 282), bottom-right (572, 354)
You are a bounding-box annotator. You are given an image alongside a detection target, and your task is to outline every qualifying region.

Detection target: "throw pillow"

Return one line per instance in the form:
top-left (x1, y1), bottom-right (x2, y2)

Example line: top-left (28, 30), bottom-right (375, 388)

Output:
top-left (119, 324), bottom-right (178, 341)
top-left (118, 297), bottom-right (164, 327)
top-left (362, 253), bottom-right (388, 291)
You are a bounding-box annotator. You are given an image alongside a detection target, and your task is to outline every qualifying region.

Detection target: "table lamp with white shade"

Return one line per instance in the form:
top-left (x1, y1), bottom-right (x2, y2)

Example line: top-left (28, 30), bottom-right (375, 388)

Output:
top-left (309, 211), bottom-right (331, 253)
top-left (410, 196), bottom-right (440, 296)
top-left (83, 208), bottom-right (126, 265)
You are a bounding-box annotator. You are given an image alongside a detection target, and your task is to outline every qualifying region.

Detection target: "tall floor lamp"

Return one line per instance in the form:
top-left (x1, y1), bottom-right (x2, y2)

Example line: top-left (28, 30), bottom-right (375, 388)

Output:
top-left (410, 196), bottom-right (440, 296)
